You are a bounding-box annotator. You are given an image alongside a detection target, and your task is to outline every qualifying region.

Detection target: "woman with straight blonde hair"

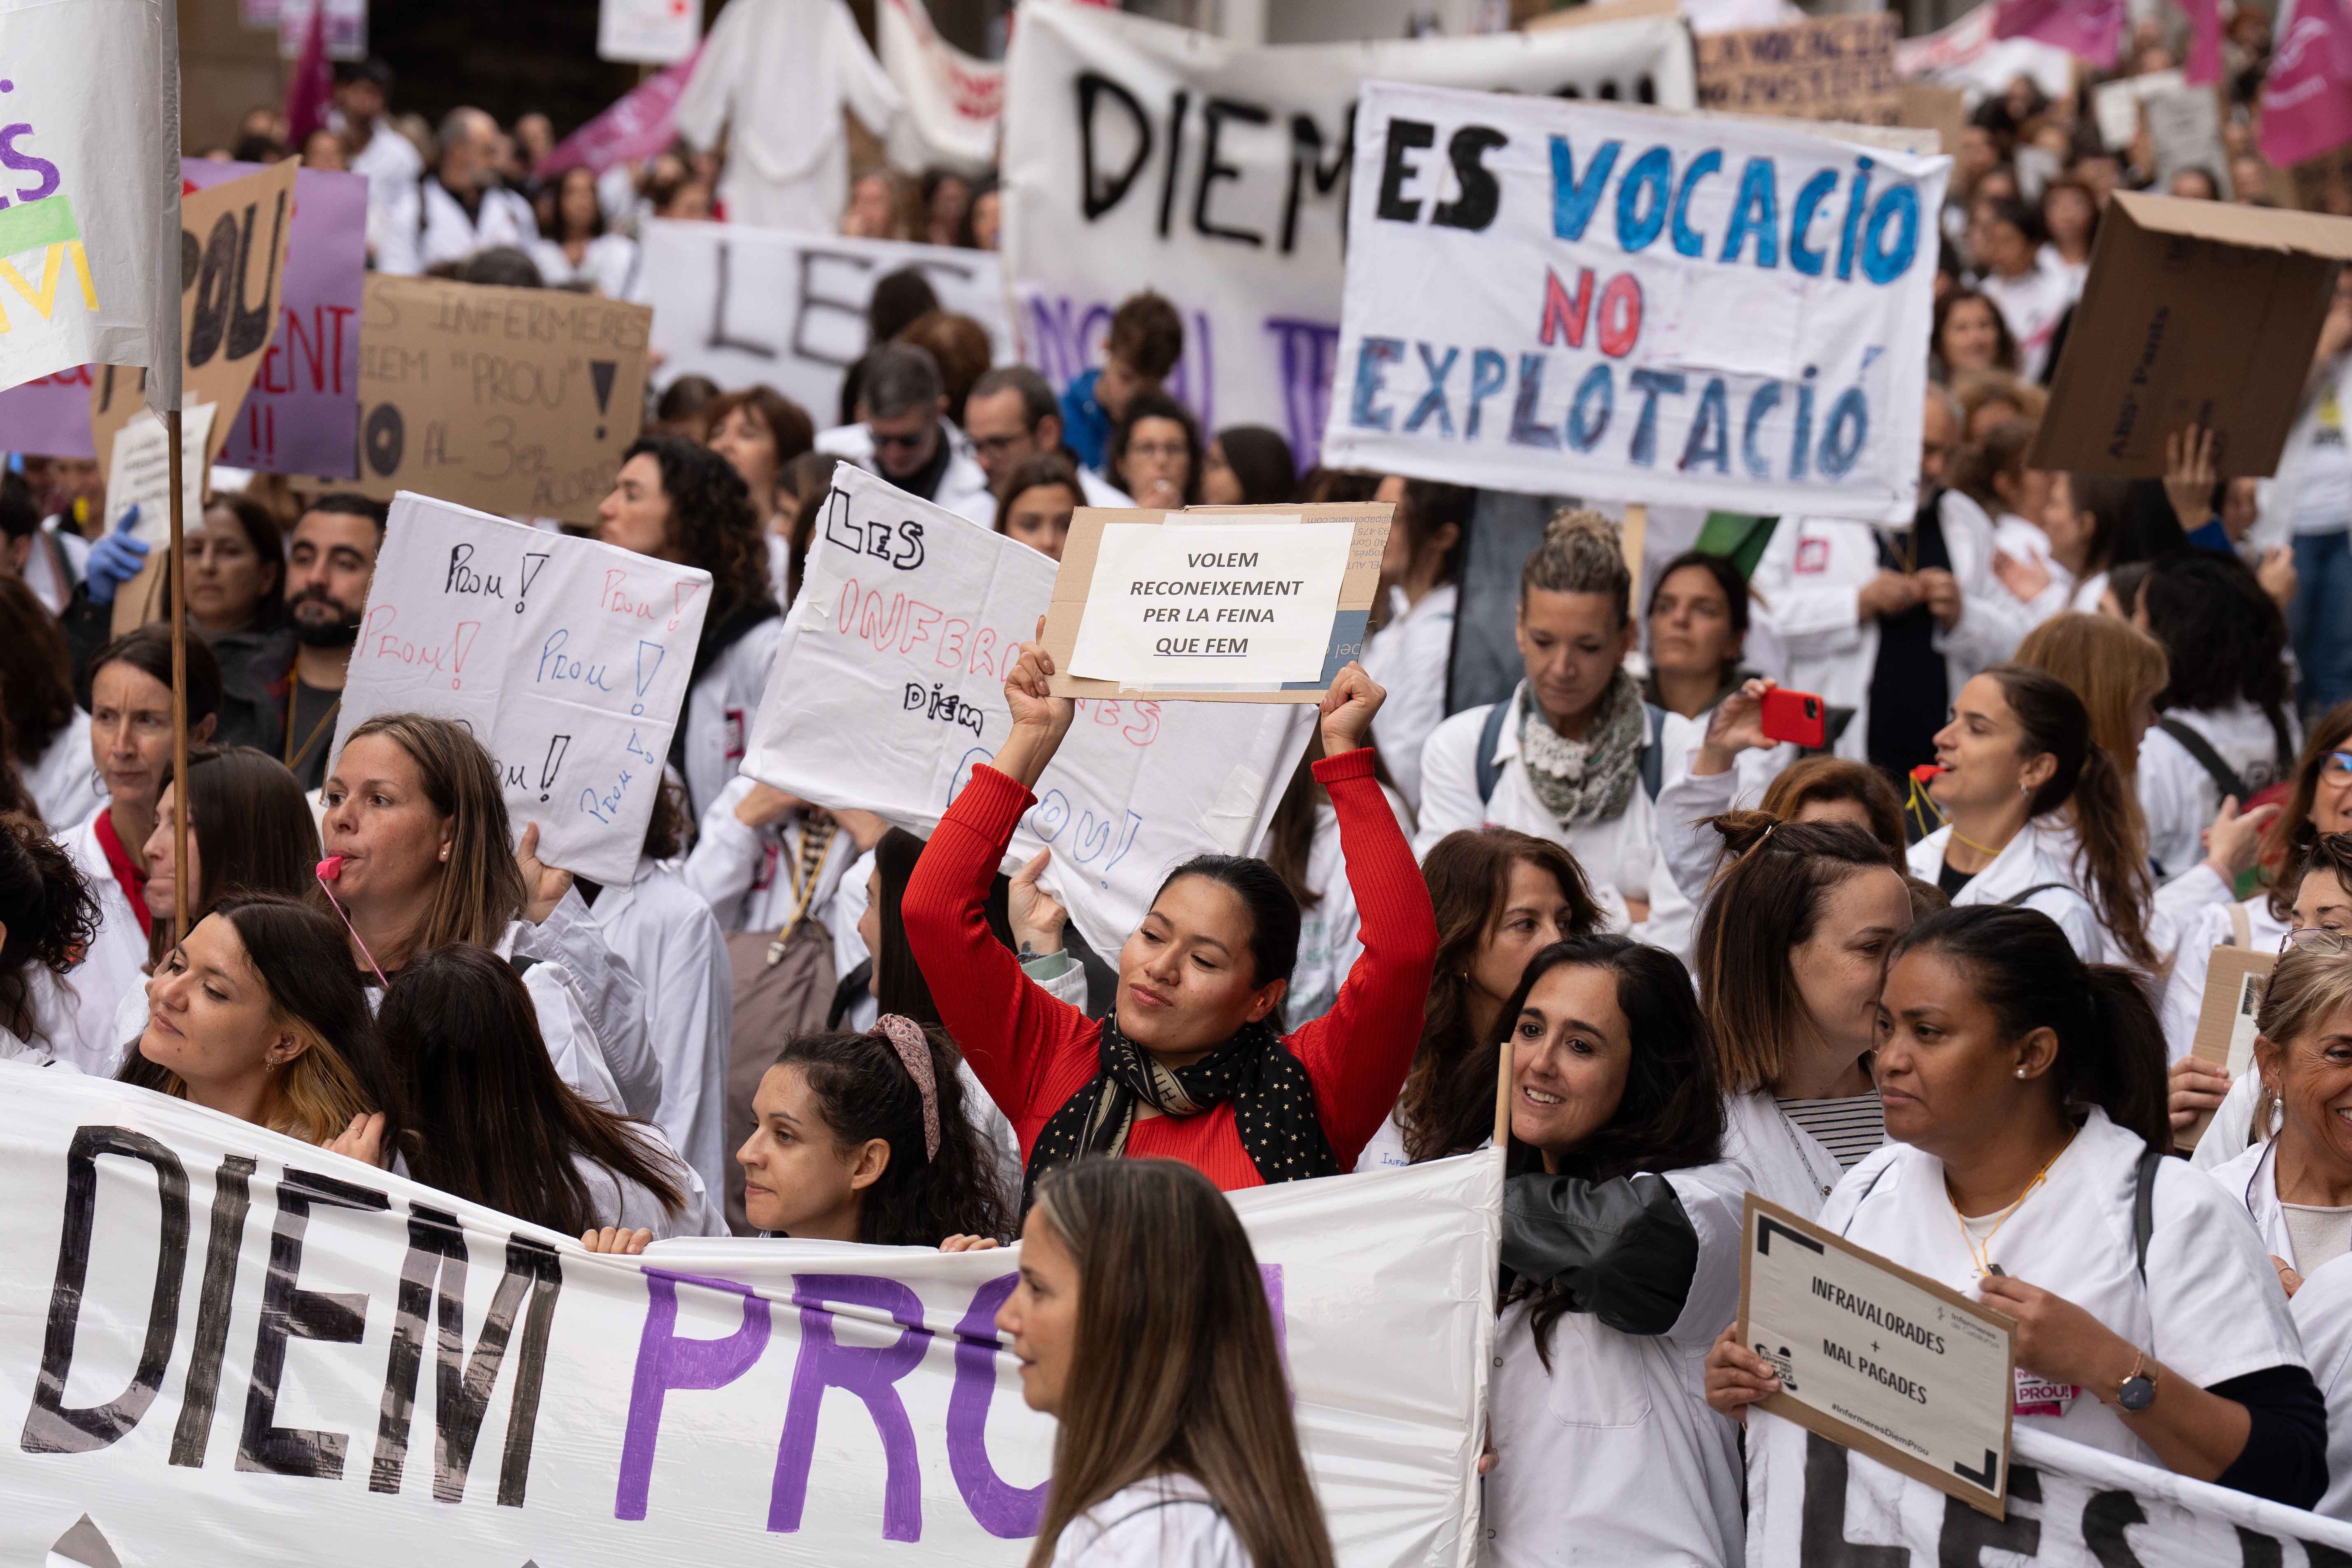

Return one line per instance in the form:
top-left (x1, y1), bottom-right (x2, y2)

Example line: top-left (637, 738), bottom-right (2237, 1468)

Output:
top-left (319, 712), bottom-right (660, 1120)
top-left (998, 1157), bottom-right (1334, 1568)
top-left (2016, 613), bottom-right (2167, 783)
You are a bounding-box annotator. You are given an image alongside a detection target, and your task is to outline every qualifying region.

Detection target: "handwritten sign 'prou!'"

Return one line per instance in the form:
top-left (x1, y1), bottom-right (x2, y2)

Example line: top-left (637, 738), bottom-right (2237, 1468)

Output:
top-left (326, 491), bottom-right (712, 885)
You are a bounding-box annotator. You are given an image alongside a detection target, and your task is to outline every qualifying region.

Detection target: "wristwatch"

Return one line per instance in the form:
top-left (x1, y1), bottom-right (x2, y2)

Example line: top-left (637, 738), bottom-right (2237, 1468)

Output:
top-left (2117, 1349), bottom-right (2157, 1413)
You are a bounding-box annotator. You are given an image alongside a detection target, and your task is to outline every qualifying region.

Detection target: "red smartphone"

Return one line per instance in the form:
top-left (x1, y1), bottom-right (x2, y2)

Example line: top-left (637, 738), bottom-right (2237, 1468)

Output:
top-left (1760, 688), bottom-right (1828, 749)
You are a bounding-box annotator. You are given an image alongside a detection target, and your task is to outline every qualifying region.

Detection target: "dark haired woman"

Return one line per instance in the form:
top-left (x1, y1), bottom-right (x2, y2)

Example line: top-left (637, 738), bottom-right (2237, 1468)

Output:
top-left (1456, 937), bottom-right (1744, 1568)
top-left (595, 433), bottom-right (780, 822)
top-left (184, 494), bottom-right (294, 753)
top-left (905, 641), bottom-right (1437, 1193)
top-left (1642, 552), bottom-right (1756, 723)
top-left (0, 575), bottom-right (92, 830)
top-left (703, 383), bottom-right (817, 600)
top-left (54, 627), bottom-right (222, 1070)
top-left (1002, 1158), bottom-right (1335, 1568)
top-left (1198, 425), bottom-right (1296, 508)
top-left (380, 942), bottom-right (722, 1244)
top-left (0, 812), bottom-right (99, 1067)
top-left (529, 164), bottom-right (639, 298)
top-left (1706, 906), bottom-right (2327, 1505)
top-left (993, 452), bottom-right (1081, 562)
top-left (1106, 389), bottom-right (1201, 512)
top-left (1362, 478), bottom-right (1470, 814)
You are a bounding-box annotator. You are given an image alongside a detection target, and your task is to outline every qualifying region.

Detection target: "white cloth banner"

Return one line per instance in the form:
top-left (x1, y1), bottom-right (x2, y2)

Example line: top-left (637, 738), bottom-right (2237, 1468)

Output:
top-left (0, 1067), bottom-right (1495, 1568)
top-left (999, 0), bottom-right (1696, 471)
top-left (1320, 86), bottom-right (1948, 524)
top-left (879, 0), bottom-right (1004, 175)
top-left (0, 0), bottom-right (180, 410)
top-left (642, 219), bottom-right (1013, 425)
top-left (325, 492), bottom-right (712, 887)
top-left (1747, 1408), bottom-right (2352, 1566)
top-left (741, 466), bottom-right (1315, 957)
top-left (598, 0), bottom-right (701, 65)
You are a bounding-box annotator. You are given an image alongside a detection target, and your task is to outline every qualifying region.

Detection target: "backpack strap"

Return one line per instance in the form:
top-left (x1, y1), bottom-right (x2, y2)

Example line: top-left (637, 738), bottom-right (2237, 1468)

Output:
top-left (1474, 697), bottom-right (1513, 807)
top-left (1639, 701), bottom-right (1667, 802)
top-left (2158, 717), bottom-right (2250, 803)
top-left (2133, 1146), bottom-right (2166, 1281)
top-left (1999, 882), bottom-right (2073, 908)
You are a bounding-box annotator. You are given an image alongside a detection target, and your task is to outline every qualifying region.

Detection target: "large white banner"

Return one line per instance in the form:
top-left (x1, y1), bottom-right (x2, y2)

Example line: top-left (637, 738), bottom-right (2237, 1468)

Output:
top-left (879, 0), bottom-right (1004, 175)
top-left (1747, 1408), bottom-right (2352, 1565)
top-left (742, 466), bottom-right (1315, 957)
top-left (1320, 86), bottom-right (1948, 524)
top-left (325, 492), bottom-right (712, 887)
top-left (999, 0), bottom-right (1696, 471)
top-left (642, 219), bottom-right (1012, 425)
top-left (0, 1068), bottom-right (1495, 1567)
top-left (0, 0), bottom-right (180, 408)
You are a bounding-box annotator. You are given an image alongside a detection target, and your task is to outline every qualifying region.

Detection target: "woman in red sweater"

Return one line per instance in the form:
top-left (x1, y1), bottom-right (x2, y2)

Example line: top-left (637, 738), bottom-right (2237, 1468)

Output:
top-left (904, 637), bottom-right (1438, 1198)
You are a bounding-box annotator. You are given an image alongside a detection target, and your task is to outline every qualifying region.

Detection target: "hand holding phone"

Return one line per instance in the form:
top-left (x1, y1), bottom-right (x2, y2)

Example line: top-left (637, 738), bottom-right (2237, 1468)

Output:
top-left (1759, 688), bottom-right (1828, 750)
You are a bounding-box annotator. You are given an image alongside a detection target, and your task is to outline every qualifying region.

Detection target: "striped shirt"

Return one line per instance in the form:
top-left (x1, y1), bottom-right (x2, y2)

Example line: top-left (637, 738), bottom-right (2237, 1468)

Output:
top-left (1775, 1093), bottom-right (1885, 1171)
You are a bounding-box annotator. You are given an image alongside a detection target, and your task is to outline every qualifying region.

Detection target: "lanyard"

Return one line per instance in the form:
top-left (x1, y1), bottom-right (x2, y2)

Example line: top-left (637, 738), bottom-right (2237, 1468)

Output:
top-left (764, 814), bottom-right (839, 967)
top-left (283, 665), bottom-right (340, 774)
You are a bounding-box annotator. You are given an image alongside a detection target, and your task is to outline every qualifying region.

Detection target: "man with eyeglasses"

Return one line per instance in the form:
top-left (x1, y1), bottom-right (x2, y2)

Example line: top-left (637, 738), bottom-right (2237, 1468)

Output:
top-left (815, 344), bottom-right (994, 523)
top-left (963, 366), bottom-right (1133, 508)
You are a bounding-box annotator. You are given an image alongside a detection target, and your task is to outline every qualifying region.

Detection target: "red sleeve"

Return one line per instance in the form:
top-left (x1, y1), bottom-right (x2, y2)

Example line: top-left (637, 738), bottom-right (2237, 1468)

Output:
top-left (1285, 748), bottom-right (1439, 1168)
top-left (901, 764), bottom-right (1101, 1161)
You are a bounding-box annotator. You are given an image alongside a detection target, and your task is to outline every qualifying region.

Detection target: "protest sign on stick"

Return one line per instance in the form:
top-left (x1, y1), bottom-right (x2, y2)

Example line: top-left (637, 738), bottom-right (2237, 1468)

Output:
top-left (0, 1068), bottom-right (1496, 1567)
top-left (1695, 14), bottom-right (1903, 126)
top-left (325, 491), bottom-right (710, 886)
top-left (352, 275), bottom-right (652, 523)
top-left (741, 468), bottom-right (1316, 956)
top-left (1320, 85), bottom-right (1948, 524)
top-left (2179, 944), bottom-right (2273, 1150)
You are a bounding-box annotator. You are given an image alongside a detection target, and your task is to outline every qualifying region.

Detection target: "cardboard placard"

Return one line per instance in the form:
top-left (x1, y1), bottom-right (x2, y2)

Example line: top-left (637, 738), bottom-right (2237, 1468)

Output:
top-left (1695, 14), bottom-right (1902, 127)
top-left (1042, 503), bottom-right (1390, 704)
top-left (352, 274), bottom-right (651, 524)
top-left (2032, 193), bottom-right (2352, 480)
top-left (2181, 944), bottom-right (2275, 1151)
top-left (1738, 1193), bottom-right (2018, 1519)
top-left (1900, 84), bottom-right (1969, 172)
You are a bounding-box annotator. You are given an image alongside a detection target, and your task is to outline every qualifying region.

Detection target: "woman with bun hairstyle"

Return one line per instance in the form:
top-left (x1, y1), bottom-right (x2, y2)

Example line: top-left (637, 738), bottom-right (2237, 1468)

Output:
top-left (0, 812), bottom-right (99, 1066)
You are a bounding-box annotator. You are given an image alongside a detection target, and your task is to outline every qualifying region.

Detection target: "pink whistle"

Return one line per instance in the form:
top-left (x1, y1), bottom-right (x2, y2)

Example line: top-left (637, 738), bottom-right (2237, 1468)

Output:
top-left (317, 855), bottom-right (345, 881)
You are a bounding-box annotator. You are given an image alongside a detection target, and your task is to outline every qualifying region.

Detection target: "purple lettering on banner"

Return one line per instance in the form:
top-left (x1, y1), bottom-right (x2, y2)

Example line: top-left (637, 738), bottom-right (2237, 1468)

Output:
top-left (1259, 1263), bottom-right (1291, 1406)
top-left (615, 1270), bottom-right (773, 1521)
top-left (945, 1272), bottom-right (1048, 1538)
top-left (1264, 318), bottom-right (1339, 473)
top-left (1020, 292), bottom-right (1211, 429)
top-left (771, 1274), bottom-right (934, 1542)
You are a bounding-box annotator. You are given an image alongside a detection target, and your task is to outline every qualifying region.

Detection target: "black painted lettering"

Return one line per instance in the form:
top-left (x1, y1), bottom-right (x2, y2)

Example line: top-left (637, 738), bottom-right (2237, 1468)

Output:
top-left (792, 249), bottom-right (878, 370)
top-left (168, 1153), bottom-right (258, 1468)
top-left (1077, 73), bottom-right (1153, 221)
top-left (1936, 1466), bottom-right (2040, 1561)
top-left (1193, 98), bottom-right (1270, 247)
top-left (1376, 119), bottom-right (1436, 223)
top-left (237, 1167), bottom-right (391, 1480)
top-left (1431, 126), bottom-right (1508, 232)
top-left (226, 191), bottom-right (289, 361)
top-left (707, 242), bottom-right (780, 360)
top-left (1157, 90), bottom-right (1192, 239)
top-left (1281, 105), bottom-right (1354, 254)
top-left (188, 212), bottom-right (240, 368)
top-left (1798, 1433), bottom-right (1908, 1566)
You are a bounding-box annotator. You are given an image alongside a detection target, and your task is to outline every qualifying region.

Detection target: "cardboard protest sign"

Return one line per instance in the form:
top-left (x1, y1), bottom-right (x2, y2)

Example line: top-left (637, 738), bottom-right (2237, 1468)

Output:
top-left (2032, 194), bottom-right (2352, 480)
top-left (1747, 1409), bottom-right (2352, 1566)
top-left (352, 275), bottom-right (652, 523)
top-left (325, 491), bottom-right (709, 886)
top-left (1042, 503), bottom-right (1389, 702)
top-left (741, 468), bottom-right (1316, 957)
top-left (2180, 944), bottom-right (2275, 1150)
top-left (184, 157), bottom-right (370, 479)
top-left (643, 220), bottom-right (1010, 427)
top-left (1000, 0), bottom-right (1696, 470)
top-left (1320, 85), bottom-right (1949, 524)
top-left (0, 1070), bottom-right (1497, 1568)
top-left (1695, 14), bottom-right (1903, 127)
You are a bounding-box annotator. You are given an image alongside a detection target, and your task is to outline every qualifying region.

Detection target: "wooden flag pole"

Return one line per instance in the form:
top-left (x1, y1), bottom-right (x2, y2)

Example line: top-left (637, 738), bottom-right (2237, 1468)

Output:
top-left (165, 406), bottom-right (190, 946)
top-left (1493, 1029), bottom-right (1513, 1150)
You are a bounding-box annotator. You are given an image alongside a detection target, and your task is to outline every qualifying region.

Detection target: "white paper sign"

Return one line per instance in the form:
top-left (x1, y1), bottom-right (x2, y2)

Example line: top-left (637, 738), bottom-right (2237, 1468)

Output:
top-left (1320, 85), bottom-right (1950, 524)
top-left (642, 220), bottom-right (1011, 426)
top-left (741, 467), bottom-right (1316, 956)
top-left (598, 0), bottom-right (699, 65)
top-left (0, 1068), bottom-right (1497, 1568)
top-left (104, 401), bottom-right (215, 544)
top-left (1068, 520), bottom-right (1353, 687)
top-left (325, 491), bottom-right (712, 886)
top-left (999, 1), bottom-right (1697, 470)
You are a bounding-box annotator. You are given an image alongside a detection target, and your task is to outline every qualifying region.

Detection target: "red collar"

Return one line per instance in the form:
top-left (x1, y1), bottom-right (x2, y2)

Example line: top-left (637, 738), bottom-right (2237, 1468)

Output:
top-left (93, 810), bottom-right (154, 940)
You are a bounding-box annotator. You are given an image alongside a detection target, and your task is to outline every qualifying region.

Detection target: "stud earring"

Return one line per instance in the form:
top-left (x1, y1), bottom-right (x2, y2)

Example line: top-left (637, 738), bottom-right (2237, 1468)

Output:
top-left (2014, 1067), bottom-right (2026, 1078)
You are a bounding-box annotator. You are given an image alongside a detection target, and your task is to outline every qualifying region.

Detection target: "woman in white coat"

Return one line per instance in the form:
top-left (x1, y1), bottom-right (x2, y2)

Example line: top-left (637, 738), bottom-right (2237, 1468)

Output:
top-left (1359, 476), bottom-right (1467, 814)
top-left (1909, 665), bottom-right (2161, 974)
top-left (1708, 905), bottom-right (2329, 1507)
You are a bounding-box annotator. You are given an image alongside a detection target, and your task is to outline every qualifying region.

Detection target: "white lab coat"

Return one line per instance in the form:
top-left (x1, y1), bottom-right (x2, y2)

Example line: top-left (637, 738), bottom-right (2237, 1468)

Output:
top-left (815, 421), bottom-right (995, 527)
top-left (1484, 1164), bottom-right (1748, 1568)
top-left (589, 856), bottom-right (732, 1201)
top-left (529, 232), bottom-right (640, 298)
top-left (680, 613), bottom-right (784, 823)
top-left (671, 0), bottom-right (901, 235)
top-left (680, 774), bottom-right (859, 939)
top-left (2209, 1137), bottom-right (2297, 1265)
top-left (2161, 896), bottom-right (2287, 1063)
top-left (416, 179), bottom-right (540, 272)
top-left (23, 709), bottom-right (95, 830)
top-left (1749, 491), bottom-right (2031, 765)
top-left (1288, 787), bottom-right (1413, 1026)
top-left (344, 117), bottom-right (425, 275)
top-left (506, 891), bottom-right (661, 1121)
top-left (51, 812), bottom-right (149, 1075)
top-left (1907, 820), bottom-right (2108, 964)
top-left (1720, 1088), bottom-right (1858, 1221)
top-left (2288, 1251), bottom-right (2352, 1523)
top-left (1048, 1474), bottom-right (1246, 1568)
top-left (2138, 701), bottom-right (2299, 880)
top-left (1828, 1106), bottom-right (2304, 1467)
top-left (1360, 582), bottom-right (1456, 813)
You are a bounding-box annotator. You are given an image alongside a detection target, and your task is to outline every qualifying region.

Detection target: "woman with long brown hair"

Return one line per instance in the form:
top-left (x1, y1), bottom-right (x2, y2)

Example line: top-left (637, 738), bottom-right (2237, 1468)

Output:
top-left (998, 1157), bottom-right (1334, 1568)
top-left (0, 812), bottom-right (98, 1065)
top-left (0, 574), bottom-right (93, 829)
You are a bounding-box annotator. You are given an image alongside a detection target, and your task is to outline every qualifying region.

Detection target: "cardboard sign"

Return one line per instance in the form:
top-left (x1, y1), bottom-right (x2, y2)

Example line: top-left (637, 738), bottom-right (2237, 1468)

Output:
top-left (1320, 85), bottom-right (1950, 523)
top-left (1044, 503), bottom-right (1388, 702)
top-left (740, 467), bottom-right (1316, 957)
top-left (1739, 1194), bottom-right (2017, 1518)
top-left (2032, 194), bottom-right (2352, 480)
top-left (1695, 14), bottom-right (1902, 127)
top-left (104, 401), bottom-right (214, 544)
top-left (324, 491), bottom-right (711, 886)
top-left (2182, 943), bottom-right (2276, 1150)
top-left (352, 275), bottom-right (652, 524)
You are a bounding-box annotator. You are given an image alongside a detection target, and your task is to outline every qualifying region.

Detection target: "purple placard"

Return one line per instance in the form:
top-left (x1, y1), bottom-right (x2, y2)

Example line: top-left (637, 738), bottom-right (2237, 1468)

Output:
top-left (183, 158), bottom-right (368, 478)
top-left (0, 368), bottom-right (98, 459)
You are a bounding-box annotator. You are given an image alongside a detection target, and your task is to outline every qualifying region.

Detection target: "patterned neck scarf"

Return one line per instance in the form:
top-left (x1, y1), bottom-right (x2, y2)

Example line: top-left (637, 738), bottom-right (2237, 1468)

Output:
top-left (1021, 1008), bottom-right (1340, 1208)
top-left (1517, 670), bottom-right (1645, 829)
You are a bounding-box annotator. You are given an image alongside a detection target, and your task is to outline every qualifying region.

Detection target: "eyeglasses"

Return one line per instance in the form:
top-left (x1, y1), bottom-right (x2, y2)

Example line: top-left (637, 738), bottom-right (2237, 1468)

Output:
top-left (970, 430), bottom-right (1036, 457)
top-left (2282, 926), bottom-right (2352, 955)
top-left (2320, 751), bottom-right (2352, 783)
top-left (870, 428), bottom-right (934, 454)
top-left (1125, 441), bottom-right (1190, 461)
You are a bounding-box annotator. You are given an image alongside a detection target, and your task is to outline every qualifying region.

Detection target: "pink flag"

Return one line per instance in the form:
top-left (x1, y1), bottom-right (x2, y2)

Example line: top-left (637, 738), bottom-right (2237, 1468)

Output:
top-left (2182, 0), bottom-right (2226, 83)
top-left (1991, 0), bottom-right (2125, 66)
top-left (282, 3), bottom-right (333, 149)
top-left (2263, 0), bottom-right (2352, 168)
top-left (538, 43), bottom-right (705, 177)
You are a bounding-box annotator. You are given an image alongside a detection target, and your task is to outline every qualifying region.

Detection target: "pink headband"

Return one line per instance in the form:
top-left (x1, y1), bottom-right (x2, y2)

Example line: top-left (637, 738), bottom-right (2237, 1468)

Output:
top-left (875, 1014), bottom-right (940, 1161)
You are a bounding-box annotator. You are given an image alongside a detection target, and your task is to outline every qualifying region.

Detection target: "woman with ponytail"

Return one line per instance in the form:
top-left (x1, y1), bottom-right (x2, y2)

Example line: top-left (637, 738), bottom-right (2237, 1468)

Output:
top-left (1912, 664), bottom-right (2159, 969)
top-left (1706, 905), bottom-right (2328, 1507)
top-left (0, 813), bottom-right (99, 1066)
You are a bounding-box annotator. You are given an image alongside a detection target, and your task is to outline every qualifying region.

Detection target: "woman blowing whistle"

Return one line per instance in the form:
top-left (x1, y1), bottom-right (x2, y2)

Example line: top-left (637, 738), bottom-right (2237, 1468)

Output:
top-left (903, 626), bottom-right (1438, 1198)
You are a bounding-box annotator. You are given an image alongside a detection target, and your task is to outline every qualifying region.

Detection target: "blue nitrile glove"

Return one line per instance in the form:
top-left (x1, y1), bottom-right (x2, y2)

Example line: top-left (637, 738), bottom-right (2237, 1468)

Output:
top-left (84, 507), bottom-right (150, 605)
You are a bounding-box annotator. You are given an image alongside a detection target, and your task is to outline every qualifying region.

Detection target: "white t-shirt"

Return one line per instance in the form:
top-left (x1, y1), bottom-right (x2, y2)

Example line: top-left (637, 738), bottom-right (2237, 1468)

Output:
top-left (2288, 1251), bottom-right (2352, 1521)
top-left (2294, 380), bottom-right (2352, 536)
top-left (1359, 581), bottom-right (1456, 812)
top-left (1976, 261), bottom-right (2075, 381)
top-left (1826, 1107), bottom-right (2304, 1466)
top-left (1049, 1474), bottom-right (1248, 1568)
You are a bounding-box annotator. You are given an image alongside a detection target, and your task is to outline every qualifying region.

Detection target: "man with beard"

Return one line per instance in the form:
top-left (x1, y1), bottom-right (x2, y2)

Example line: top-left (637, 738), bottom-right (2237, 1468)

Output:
top-left (279, 494), bottom-right (387, 791)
